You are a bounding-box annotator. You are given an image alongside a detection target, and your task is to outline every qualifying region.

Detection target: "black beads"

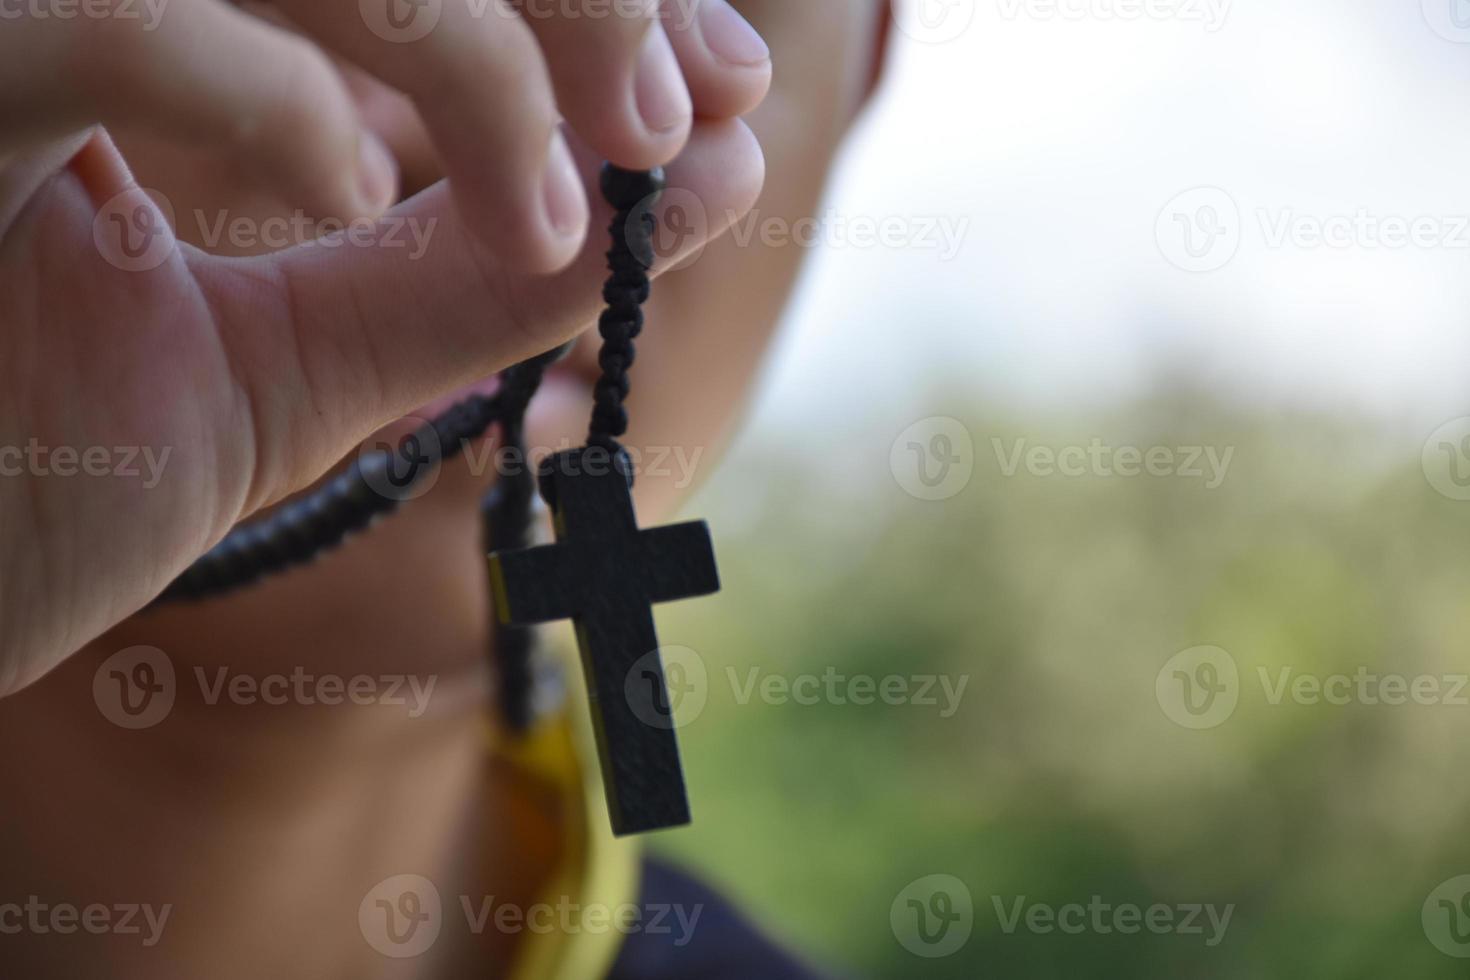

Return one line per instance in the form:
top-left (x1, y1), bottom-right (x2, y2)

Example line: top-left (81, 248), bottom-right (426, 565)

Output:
top-left (589, 165), bottom-right (665, 461)
top-left (600, 164), bottom-right (665, 212)
top-left (482, 344), bottom-right (573, 732)
top-left (153, 346), bottom-right (570, 607)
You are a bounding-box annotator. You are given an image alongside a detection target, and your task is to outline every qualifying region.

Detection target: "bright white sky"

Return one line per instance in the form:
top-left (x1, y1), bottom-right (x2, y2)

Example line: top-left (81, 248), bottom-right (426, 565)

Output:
top-left (746, 0), bottom-right (1470, 438)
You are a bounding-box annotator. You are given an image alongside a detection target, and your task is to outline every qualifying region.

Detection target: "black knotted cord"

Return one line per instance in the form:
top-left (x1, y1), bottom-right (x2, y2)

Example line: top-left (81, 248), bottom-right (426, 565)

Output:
top-left (585, 165), bottom-right (663, 471)
top-left (152, 346), bottom-right (566, 606)
top-left (151, 164), bottom-right (666, 732)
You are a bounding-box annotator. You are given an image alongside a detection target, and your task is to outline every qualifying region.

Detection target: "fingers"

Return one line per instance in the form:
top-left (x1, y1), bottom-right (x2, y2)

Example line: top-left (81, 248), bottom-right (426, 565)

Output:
top-left (200, 118), bottom-right (766, 511)
top-left (335, 64), bottom-right (442, 197)
top-left (662, 0), bottom-right (772, 119)
top-left (518, 1), bottom-right (691, 171)
top-left (332, 0), bottom-right (773, 206)
top-left (271, 0), bottom-right (587, 275)
top-left (261, 0), bottom-right (770, 274)
top-left (520, 0), bottom-right (771, 168)
top-left (0, 0), bottom-right (395, 223)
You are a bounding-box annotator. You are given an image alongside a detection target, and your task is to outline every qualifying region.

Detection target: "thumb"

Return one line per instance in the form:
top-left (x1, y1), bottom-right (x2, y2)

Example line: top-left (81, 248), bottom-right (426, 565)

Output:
top-left (198, 118), bottom-right (765, 515)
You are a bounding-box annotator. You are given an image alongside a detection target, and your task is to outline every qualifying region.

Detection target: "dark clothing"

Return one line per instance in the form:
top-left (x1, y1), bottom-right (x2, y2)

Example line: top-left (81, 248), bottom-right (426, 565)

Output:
top-left (608, 859), bottom-right (838, 980)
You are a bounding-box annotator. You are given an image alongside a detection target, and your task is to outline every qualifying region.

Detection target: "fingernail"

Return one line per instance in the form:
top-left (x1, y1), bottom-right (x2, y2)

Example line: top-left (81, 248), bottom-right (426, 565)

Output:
top-left (541, 129), bottom-right (588, 242)
top-left (698, 0), bottom-right (769, 67)
top-left (635, 25), bottom-right (693, 136)
top-left (355, 131), bottom-right (398, 214)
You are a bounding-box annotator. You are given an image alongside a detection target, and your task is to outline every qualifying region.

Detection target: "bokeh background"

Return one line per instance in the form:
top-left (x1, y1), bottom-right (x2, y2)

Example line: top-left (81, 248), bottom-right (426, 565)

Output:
top-left (649, 1), bottom-right (1470, 975)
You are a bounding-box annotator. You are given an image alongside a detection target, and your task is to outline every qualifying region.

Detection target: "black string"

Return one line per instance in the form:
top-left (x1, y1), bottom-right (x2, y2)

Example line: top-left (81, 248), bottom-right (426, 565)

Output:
top-left (153, 348), bottom-right (566, 606)
top-left (150, 164), bottom-right (666, 732)
top-left (585, 165), bottom-right (664, 477)
top-left (155, 165), bottom-right (664, 605)
top-left (481, 360), bottom-right (554, 732)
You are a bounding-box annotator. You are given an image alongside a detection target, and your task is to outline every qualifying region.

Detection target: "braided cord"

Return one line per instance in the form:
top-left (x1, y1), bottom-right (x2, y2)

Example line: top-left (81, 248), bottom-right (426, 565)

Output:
top-left (587, 165), bottom-right (664, 469)
top-left (150, 163), bottom-right (667, 732)
top-left (156, 164), bottom-right (664, 606)
top-left (482, 367), bottom-right (549, 732)
top-left (154, 348), bottom-right (566, 606)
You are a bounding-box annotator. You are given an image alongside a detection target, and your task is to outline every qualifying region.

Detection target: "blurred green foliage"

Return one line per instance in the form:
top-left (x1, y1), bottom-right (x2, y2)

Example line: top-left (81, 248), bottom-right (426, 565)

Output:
top-left (650, 391), bottom-right (1470, 978)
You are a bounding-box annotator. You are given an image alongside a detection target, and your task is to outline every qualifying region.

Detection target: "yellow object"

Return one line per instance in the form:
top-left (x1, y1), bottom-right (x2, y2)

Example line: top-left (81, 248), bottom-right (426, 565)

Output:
top-left (493, 635), bottom-right (640, 980)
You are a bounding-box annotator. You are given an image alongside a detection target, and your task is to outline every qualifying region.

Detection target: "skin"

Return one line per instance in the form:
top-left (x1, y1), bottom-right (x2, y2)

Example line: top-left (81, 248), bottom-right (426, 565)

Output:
top-left (0, 0), bottom-right (775, 694)
top-left (0, 0), bottom-right (886, 976)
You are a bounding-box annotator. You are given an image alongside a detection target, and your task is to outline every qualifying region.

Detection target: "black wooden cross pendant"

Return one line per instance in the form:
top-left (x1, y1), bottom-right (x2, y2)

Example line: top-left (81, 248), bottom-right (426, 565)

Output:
top-left (487, 448), bottom-right (719, 836)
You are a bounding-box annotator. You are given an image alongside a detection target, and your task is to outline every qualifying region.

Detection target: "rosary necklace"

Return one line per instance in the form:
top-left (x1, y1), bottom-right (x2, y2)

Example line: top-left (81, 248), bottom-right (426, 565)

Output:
top-left (154, 165), bottom-right (719, 837)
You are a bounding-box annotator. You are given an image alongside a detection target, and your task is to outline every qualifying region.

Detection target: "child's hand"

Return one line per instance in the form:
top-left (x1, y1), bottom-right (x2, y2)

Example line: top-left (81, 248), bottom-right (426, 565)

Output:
top-left (0, 4), bottom-right (883, 975)
top-left (0, 0), bottom-right (771, 271)
top-left (0, 0), bottom-right (771, 697)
